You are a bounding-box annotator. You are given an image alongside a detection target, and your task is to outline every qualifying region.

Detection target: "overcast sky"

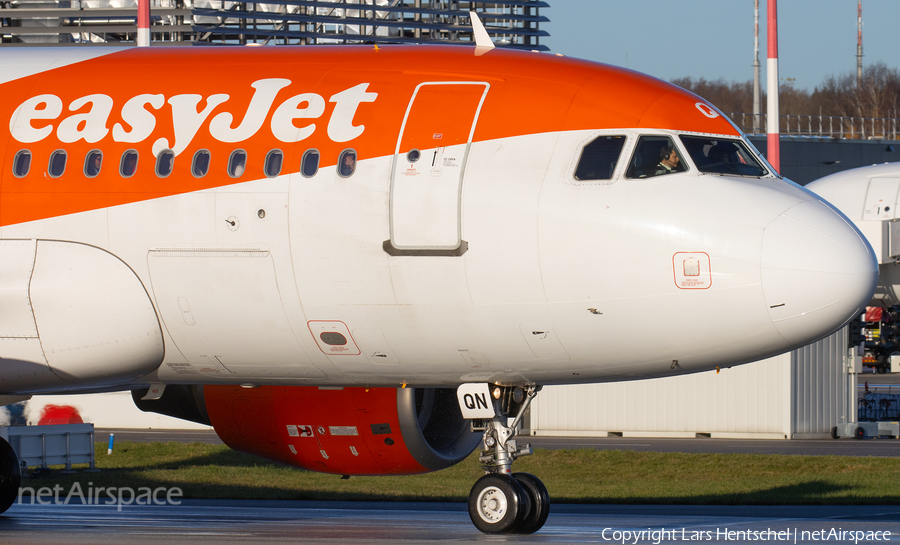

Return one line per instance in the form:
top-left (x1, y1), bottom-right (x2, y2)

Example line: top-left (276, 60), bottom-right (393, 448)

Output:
top-left (542, 0), bottom-right (899, 92)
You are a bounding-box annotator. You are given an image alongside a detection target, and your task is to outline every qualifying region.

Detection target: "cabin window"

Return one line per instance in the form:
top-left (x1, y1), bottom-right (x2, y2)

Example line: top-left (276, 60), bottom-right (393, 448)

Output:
top-left (156, 150), bottom-right (175, 178)
top-left (301, 149), bottom-right (319, 178)
top-left (680, 135), bottom-right (768, 177)
top-left (48, 150), bottom-right (67, 178)
top-left (228, 150), bottom-right (247, 178)
top-left (12, 150), bottom-right (31, 178)
top-left (264, 149), bottom-right (283, 178)
top-left (338, 149), bottom-right (356, 178)
top-left (120, 150), bottom-right (139, 178)
top-left (84, 150), bottom-right (103, 178)
top-left (625, 135), bottom-right (686, 178)
top-left (574, 135), bottom-right (626, 181)
top-left (192, 150), bottom-right (210, 178)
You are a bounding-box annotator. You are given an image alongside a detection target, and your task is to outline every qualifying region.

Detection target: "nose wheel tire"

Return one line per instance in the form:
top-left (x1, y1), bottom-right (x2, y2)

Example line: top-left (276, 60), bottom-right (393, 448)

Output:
top-left (513, 472), bottom-right (550, 534)
top-left (468, 474), bottom-right (528, 534)
top-left (0, 437), bottom-right (20, 514)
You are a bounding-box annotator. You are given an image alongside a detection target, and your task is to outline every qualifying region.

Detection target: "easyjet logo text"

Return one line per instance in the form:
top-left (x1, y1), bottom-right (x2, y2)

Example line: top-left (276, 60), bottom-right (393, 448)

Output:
top-left (9, 80), bottom-right (378, 156)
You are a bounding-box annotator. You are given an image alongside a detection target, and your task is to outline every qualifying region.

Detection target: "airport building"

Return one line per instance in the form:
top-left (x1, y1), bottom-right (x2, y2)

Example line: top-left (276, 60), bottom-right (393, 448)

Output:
top-left (529, 329), bottom-right (856, 440)
top-left (0, 0), bottom-right (548, 48)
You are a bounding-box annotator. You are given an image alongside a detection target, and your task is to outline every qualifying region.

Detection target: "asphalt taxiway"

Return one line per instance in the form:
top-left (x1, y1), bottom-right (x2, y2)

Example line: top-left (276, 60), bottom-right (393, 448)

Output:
top-left (69, 415), bottom-right (900, 543)
top-left (1, 501), bottom-right (899, 545)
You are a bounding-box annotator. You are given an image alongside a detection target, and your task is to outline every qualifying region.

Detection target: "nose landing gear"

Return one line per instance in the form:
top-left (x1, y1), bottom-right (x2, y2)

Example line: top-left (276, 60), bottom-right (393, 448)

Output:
top-left (466, 385), bottom-right (549, 534)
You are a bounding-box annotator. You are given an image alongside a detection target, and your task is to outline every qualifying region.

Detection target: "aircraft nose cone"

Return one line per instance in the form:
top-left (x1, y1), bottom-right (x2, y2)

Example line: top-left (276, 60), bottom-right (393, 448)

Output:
top-left (761, 200), bottom-right (877, 346)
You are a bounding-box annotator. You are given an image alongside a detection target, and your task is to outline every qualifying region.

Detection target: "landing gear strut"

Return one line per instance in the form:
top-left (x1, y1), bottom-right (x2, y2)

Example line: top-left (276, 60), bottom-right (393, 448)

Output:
top-left (467, 385), bottom-right (548, 534)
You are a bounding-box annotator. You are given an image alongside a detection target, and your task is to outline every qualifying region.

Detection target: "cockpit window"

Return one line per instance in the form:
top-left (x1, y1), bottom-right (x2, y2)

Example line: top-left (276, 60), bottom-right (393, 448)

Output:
top-left (625, 135), bottom-right (686, 178)
top-left (574, 135), bottom-right (626, 181)
top-left (680, 136), bottom-right (768, 177)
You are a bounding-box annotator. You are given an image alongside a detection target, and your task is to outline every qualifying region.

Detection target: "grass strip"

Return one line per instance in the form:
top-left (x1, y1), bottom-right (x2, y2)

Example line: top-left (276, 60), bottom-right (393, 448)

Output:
top-left (16, 441), bottom-right (900, 504)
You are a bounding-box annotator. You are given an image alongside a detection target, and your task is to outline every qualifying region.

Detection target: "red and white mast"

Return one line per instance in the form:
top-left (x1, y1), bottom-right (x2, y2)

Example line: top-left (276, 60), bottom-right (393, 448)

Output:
top-left (137, 0), bottom-right (150, 47)
top-left (766, 0), bottom-right (780, 172)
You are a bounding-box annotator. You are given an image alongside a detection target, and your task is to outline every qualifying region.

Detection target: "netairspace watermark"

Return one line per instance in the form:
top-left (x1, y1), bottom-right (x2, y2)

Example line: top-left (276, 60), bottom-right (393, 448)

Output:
top-left (18, 482), bottom-right (182, 512)
top-left (599, 527), bottom-right (893, 545)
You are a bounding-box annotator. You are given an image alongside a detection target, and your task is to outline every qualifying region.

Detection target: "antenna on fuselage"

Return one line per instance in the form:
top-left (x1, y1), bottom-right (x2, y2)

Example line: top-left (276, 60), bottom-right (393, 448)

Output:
top-left (469, 12), bottom-right (495, 50)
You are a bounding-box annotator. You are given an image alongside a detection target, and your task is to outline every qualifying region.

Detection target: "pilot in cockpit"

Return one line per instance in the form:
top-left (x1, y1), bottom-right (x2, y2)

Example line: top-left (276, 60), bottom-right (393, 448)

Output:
top-left (707, 142), bottom-right (739, 166)
top-left (653, 146), bottom-right (681, 176)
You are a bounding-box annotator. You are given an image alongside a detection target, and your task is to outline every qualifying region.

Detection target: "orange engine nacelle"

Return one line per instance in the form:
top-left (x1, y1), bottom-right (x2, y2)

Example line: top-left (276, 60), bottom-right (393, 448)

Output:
top-left (134, 385), bottom-right (481, 475)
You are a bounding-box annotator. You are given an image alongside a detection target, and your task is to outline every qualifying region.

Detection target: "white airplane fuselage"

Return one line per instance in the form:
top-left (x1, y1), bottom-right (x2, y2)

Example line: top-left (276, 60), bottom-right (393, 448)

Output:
top-left (806, 162), bottom-right (900, 306)
top-left (0, 45), bottom-right (878, 395)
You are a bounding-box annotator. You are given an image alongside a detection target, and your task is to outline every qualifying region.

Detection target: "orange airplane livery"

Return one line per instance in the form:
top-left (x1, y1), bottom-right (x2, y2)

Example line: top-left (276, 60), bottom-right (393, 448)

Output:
top-left (1, 45), bottom-right (738, 226)
top-left (0, 31), bottom-right (877, 535)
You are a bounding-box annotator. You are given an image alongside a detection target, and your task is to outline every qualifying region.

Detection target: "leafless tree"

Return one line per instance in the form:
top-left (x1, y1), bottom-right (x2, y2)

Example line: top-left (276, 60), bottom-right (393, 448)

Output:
top-left (672, 62), bottom-right (900, 121)
top-left (670, 77), bottom-right (760, 114)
